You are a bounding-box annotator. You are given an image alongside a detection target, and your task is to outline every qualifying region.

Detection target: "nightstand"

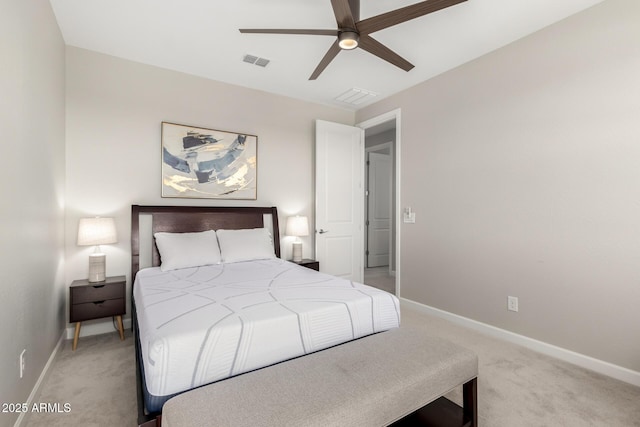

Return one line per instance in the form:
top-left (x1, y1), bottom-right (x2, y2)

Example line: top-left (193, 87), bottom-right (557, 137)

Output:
top-left (291, 259), bottom-right (320, 271)
top-left (70, 275), bottom-right (126, 351)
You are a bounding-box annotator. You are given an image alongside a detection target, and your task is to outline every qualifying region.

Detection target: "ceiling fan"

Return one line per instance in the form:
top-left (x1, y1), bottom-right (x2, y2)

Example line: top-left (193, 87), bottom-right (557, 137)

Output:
top-left (239, 0), bottom-right (467, 80)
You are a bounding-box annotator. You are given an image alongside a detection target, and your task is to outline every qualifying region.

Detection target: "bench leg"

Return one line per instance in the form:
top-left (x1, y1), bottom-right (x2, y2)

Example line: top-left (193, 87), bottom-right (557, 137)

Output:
top-left (463, 377), bottom-right (478, 427)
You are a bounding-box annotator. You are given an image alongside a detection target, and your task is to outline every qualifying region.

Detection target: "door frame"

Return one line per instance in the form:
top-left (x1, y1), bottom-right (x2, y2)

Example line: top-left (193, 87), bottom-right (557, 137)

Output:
top-left (357, 109), bottom-right (401, 296)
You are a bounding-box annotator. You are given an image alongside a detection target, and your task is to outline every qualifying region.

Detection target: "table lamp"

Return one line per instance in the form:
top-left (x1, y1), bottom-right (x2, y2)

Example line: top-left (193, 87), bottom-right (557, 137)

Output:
top-left (285, 215), bottom-right (309, 262)
top-left (77, 217), bottom-right (118, 282)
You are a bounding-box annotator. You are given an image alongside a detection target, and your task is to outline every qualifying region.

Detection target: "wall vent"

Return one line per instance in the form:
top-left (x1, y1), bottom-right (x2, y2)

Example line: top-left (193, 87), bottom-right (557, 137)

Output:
top-left (334, 88), bottom-right (378, 105)
top-left (243, 54), bottom-right (270, 67)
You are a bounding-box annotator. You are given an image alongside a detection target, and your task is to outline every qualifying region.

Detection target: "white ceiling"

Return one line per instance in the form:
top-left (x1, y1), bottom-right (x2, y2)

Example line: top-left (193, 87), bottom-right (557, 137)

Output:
top-left (49, 0), bottom-right (605, 110)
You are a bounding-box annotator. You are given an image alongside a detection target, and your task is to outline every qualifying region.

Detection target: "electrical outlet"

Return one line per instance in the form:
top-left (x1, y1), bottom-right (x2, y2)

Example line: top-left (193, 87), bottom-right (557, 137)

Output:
top-left (507, 296), bottom-right (519, 312)
top-left (20, 349), bottom-right (26, 379)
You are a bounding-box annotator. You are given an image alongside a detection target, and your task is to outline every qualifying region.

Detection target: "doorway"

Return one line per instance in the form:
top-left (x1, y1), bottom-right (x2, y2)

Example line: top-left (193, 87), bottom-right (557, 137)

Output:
top-left (366, 144), bottom-right (392, 269)
top-left (358, 110), bottom-right (400, 296)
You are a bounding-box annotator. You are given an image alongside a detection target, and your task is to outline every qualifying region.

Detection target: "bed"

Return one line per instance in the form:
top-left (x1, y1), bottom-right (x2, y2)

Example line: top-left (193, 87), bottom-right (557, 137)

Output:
top-left (131, 205), bottom-right (401, 426)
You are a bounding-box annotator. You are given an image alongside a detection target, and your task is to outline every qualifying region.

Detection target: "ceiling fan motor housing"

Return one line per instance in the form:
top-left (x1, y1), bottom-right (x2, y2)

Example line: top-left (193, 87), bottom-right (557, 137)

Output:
top-left (338, 31), bottom-right (359, 50)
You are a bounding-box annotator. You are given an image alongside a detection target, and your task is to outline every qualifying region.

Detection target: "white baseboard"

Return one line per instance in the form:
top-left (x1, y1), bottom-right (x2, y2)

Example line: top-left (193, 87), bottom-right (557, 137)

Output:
top-left (401, 297), bottom-right (640, 388)
top-left (65, 317), bottom-right (132, 340)
top-left (14, 330), bottom-right (65, 427)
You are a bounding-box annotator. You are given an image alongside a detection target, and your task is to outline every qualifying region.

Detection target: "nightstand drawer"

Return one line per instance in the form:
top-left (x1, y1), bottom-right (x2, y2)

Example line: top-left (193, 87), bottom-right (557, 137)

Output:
top-left (70, 298), bottom-right (125, 322)
top-left (71, 281), bottom-right (124, 304)
top-left (69, 275), bottom-right (127, 350)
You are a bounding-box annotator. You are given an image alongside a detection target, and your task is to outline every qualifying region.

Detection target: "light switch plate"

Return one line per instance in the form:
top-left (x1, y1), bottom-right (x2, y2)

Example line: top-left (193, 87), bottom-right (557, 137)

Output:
top-left (403, 212), bottom-right (416, 223)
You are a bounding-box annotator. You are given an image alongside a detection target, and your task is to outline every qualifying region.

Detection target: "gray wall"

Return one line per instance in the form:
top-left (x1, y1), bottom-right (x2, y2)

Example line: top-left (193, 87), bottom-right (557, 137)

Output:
top-left (64, 47), bottom-right (354, 336)
top-left (0, 1), bottom-right (66, 426)
top-left (357, 0), bottom-right (640, 372)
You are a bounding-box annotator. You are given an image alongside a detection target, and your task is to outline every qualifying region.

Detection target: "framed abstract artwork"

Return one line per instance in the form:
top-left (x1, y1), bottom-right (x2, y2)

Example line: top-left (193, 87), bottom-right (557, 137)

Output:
top-left (161, 122), bottom-right (258, 199)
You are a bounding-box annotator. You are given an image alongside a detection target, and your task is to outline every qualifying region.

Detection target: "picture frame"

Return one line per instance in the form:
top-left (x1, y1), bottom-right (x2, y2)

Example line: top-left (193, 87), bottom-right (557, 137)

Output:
top-left (161, 122), bottom-right (258, 199)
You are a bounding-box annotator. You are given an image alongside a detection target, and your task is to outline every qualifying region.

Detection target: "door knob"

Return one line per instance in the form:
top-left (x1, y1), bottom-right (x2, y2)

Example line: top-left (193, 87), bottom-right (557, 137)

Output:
top-left (318, 229), bottom-right (329, 234)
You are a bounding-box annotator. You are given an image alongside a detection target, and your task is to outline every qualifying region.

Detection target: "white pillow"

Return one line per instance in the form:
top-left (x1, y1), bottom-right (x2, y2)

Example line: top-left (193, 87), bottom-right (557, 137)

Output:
top-left (154, 230), bottom-right (221, 271)
top-left (216, 228), bottom-right (276, 263)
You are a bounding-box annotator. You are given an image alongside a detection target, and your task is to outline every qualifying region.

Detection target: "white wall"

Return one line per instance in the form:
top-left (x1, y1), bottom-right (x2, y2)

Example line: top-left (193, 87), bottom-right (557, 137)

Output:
top-left (0, 1), bottom-right (66, 426)
top-left (64, 47), bottom-right (354, 335)
top-left (357, 0), bottom-right (640, 373)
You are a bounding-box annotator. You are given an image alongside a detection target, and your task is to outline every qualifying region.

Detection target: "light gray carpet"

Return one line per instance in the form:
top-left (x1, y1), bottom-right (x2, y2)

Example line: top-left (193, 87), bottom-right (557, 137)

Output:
top-left (25, 304), bottom-right (640, 426)
top-left (406, 308), bottom-right (640, 427)
top-left (25, 328), bottom-right (137, 427)
top-left (364, 267), bottom-right (395, 294)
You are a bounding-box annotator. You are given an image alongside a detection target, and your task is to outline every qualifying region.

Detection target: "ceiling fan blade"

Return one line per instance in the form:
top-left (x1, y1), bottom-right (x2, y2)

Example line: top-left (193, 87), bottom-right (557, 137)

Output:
top-left (309, 40), bottom-right (342, 80)
top-left (356, 0), bottom-right (467, 35)
top-left (240, 29), bottom-right (339, 36)
top-left (330, 0), bottom-right (356, 29)
top-left (358, 35), bottom-right (414, 72)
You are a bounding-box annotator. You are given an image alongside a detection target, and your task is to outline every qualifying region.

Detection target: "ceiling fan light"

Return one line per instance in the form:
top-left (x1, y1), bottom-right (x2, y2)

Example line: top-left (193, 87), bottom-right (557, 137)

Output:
top-left (338, 31), bottom-right (359, 50)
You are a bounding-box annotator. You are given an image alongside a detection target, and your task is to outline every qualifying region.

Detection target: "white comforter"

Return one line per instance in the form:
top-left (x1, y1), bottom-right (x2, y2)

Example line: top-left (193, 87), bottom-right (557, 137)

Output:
top-left (133, 259), bottom-right (400, 397)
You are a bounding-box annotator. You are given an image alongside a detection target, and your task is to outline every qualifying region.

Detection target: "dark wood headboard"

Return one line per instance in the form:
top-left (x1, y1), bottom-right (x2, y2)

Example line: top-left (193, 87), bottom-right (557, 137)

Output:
top-left (131, 205), bottom-right (280, 281)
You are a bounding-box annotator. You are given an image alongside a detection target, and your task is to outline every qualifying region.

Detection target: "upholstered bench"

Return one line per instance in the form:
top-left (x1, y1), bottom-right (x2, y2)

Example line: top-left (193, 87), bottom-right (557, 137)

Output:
top-left (162, 326), bottom-right (478, 427)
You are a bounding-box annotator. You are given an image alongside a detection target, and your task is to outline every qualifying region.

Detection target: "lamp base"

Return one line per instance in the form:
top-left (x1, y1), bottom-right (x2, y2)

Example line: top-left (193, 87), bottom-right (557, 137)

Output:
top-left (292, 242), bottom-right (303, 262)
top-left (88, 253), bottom-right (106, 283)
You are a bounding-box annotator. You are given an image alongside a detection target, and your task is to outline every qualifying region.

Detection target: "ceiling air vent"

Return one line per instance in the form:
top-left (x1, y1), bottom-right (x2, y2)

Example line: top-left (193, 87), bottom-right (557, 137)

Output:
top-left (243, 54), bottom-right (259, 64)
top-left (334, 88), bottom-right (378, 106)
top-left (243, 54), bottom-right (270, 68)
top-left (254, 58), bottom-right (270, 67)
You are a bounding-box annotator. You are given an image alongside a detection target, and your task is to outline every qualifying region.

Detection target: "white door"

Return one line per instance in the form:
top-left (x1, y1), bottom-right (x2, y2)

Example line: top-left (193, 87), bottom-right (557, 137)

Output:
top-left (315, 120), bottom-right (364, 282)
top-left (367, 152), bottom-right (391, 267)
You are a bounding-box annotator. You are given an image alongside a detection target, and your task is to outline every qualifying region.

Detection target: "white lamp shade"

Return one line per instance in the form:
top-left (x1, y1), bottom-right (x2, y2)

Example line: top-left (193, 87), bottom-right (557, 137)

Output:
top-left (77, 217), bottom-right (118, 246)
top-left (285, 216), bottom-right (309, 237)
